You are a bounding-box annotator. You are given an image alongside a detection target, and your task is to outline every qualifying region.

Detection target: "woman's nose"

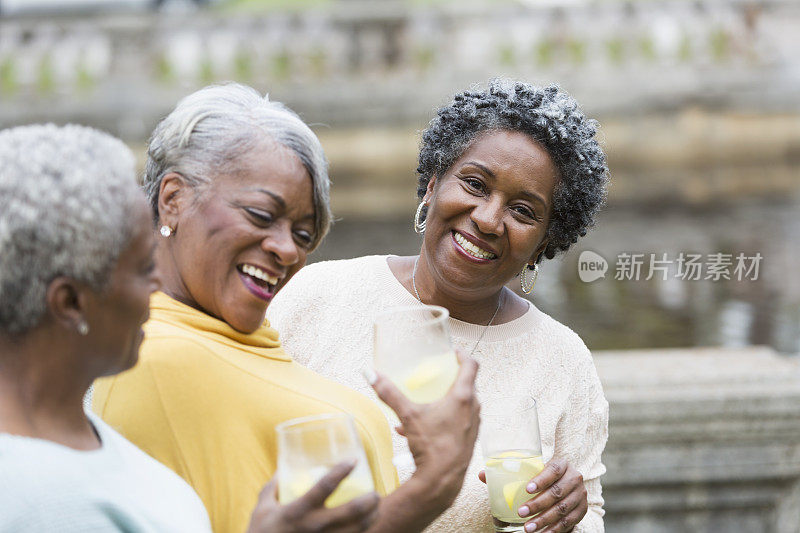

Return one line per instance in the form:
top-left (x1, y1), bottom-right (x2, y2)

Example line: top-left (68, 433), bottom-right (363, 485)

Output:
top-left (470, 198), bottom-right (505, 236)
top-left (262, 225), bottom-right (300, 266)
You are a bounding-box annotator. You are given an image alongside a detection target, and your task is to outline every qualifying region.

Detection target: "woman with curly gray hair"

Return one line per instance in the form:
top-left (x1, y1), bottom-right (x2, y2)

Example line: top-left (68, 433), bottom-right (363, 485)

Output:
top-left (270, 79), bottom-right (611, 532)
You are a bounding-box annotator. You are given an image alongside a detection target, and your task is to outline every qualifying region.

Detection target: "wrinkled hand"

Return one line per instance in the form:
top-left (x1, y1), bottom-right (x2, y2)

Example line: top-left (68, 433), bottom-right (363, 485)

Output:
top-left (247, 460), bottom-right (380, 533)
top-left (479, 458), bottom-right (587, 532)
top-left (370, 350), bottom-right (480, 505)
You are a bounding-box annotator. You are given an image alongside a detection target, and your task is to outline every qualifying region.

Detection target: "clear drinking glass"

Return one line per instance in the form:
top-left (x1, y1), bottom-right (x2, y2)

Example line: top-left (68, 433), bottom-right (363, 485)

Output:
top-left (276, 413), bottom-right (376, 508)
top-left (373, 304), bottom-right (458, 404)
top-left (481, 396), bottom-right (545, 533)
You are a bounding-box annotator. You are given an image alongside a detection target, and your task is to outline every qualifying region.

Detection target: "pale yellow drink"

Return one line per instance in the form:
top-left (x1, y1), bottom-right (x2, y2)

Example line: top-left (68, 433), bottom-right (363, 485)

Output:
top-left (279, 463), bottom-right (375, 508)
top-left (485, 449), bottom-right (545, 525)
top-left (387, 350), bottom-right (459, 404)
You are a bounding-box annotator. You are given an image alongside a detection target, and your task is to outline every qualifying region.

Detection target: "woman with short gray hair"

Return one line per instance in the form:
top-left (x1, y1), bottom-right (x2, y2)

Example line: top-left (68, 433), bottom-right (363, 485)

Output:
top-left (0, 123), bottom-right (211, 531)
top-left (93, 83), bottom-right (482, 533)
top-left (270, 79), bottom-right (611, 532)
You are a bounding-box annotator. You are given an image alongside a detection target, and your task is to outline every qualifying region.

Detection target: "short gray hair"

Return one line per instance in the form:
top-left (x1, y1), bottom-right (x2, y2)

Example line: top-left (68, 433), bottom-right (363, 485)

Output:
top-left (418, 79), bottom-right (609, 261)
top-left (0, 124), bottom-right (141, 334)
top-left (143, 83), bottom-right (332, 250)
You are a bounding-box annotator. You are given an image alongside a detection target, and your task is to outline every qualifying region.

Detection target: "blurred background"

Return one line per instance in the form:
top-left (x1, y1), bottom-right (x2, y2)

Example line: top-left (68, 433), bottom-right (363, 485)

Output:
top-left (1, 0), bottom-right (798, 355)
top-left (1, 0), bottom-right (799, 531)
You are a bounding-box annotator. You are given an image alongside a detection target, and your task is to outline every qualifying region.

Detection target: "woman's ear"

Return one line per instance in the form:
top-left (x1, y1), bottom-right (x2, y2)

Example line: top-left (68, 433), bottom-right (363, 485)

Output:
top-left (157, 172), bottom-right (189, 228)
top-left (45, 277), bottom-right (89, 334)
top-left (423, 175), bottom-right (438, 204)
top-left (530, 238), bottom-right (549, 266)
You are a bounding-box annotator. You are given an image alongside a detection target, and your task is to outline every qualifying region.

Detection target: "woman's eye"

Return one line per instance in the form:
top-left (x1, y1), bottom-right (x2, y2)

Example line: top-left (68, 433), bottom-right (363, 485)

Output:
top-left (463, 177), bottom-right (485, 192)
top-left (512, 205), bottom-right (536, 219)
top-left (294, 231), bottom-right (313, 248)
top-left (245, 208), bottom-right (273, 224)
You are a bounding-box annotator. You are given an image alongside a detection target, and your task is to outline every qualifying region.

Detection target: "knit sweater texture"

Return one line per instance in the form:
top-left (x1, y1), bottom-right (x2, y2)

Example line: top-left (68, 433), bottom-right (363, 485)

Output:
top-left (268, 255), bottom-right (608, 532)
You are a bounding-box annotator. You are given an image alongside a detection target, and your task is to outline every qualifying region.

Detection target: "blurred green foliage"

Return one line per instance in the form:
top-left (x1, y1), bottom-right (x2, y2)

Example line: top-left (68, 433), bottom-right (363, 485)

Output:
top-left (234, 51), bottom-right (253, 80)
top-left (0, 58), bottom-right (16, 95)
top-left (606, 37), bottom-right (624, 64)
top-left (710, 28), bottom-right (730, 61)
top-left (535, 39), bottom-right (555, 67)
top-left (498, 44), bottom-right (515, 67)
top-left (156, 54), bottom-right (174, 83)
top-left (38, 56), bottom-right (55, 94)
top-left (76, 64), bottom-right (94, 91)
top-left (567, 39), bottom-right (586, 65)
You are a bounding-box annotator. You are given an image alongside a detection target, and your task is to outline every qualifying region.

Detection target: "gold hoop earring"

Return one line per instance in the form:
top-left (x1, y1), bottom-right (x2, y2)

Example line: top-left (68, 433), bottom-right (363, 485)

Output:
top-left (413, 202), bottom-right (427, 234)
top-left (159, 225), bottom-right (174, 238)
top-left (520, 263), bottom-right (539, 294)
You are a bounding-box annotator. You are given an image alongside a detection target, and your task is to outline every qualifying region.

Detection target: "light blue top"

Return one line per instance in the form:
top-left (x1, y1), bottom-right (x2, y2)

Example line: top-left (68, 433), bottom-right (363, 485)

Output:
top-left (0, 411), bottom-right (212, 532)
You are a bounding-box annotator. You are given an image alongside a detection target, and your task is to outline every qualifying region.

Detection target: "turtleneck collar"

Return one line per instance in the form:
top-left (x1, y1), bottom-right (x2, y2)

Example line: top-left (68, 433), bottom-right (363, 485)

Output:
top-left (148, 291), bottom-right (291, 362)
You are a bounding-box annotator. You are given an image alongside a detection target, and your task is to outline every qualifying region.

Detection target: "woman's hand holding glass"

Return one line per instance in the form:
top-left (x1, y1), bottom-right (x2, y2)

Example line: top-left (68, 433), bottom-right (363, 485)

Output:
top-left (369, 349), bottom-right (481, 508)
top-left (246, 461), bottom-right (379, 533)
top-left (512, 458), bottom-right (588, 533)
top-left (478, 396), bottom-right (588, 533)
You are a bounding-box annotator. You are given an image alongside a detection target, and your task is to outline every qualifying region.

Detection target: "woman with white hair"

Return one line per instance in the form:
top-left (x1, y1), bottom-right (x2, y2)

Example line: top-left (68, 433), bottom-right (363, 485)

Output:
top-left (0, 124), bottom-right (212, 531)
top-left (0, 123), bottom-right (381, 533)
top-left (93, 83), bottom-right (481, 533)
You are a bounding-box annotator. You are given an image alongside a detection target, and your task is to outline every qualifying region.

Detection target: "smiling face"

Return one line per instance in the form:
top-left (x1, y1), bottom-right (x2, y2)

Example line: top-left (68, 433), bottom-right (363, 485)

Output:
top-left (158, 142), bottom-right (315, 333)
top-left (421, 129), bottom-right (559, 298)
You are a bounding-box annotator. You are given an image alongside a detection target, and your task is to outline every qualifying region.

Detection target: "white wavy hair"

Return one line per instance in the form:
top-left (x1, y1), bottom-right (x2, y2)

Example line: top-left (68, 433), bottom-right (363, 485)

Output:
top-left (143, 83), bottom-right (332, 250)
top-left (0, 124), bottom-right (141, 334)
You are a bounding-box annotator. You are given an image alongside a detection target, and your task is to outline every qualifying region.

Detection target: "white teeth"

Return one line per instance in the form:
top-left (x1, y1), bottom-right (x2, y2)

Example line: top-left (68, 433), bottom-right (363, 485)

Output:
top-left (454, 232), bottom-right (496, 260)
top-left (241, 264), bottom-right (278, 285)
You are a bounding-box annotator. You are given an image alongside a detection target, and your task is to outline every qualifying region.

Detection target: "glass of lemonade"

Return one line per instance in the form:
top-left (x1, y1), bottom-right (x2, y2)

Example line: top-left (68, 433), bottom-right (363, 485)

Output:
top-left (481, 396), bottom-right (545, 532)
top-left (276, 413), bottom-right (376, 508)
top-left (373, 304), bottom-right (458, 404)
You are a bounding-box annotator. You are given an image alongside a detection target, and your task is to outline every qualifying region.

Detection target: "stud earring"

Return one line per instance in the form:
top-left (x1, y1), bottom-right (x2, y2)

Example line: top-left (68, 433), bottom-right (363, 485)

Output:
top-left (520, 263), bottom-right (539, 294)
top-left (413, 202), bottom-right (427, 234)
top-left (77, 321), bottom-right (89, 336)
top-left (159, 225), bottom-right (174, 238)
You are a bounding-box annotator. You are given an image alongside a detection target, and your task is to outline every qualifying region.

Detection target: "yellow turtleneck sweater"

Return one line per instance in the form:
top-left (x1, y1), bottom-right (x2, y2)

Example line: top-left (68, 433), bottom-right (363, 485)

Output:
top-left (93, 292), bottom-right (398, 533)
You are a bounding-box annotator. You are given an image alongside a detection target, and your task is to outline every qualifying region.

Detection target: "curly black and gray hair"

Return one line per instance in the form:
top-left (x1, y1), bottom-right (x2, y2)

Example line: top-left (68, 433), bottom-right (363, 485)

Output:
top-left (417, 79), bottom-right (609, 261)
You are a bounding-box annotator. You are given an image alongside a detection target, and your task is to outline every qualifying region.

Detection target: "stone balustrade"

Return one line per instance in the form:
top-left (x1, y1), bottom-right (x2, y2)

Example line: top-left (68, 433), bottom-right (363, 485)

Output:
top-left (596, 346), bottom-right (800, 532)
top-left (1, 0), bottom-right (799, 135)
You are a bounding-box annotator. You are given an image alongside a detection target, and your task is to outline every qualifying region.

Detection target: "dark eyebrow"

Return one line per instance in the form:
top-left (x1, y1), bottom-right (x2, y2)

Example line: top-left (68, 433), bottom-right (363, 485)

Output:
top-left (461, 161), bottom-right (549, 212)
top-left (247, 187), bottom-right (286, 209)
top-left (462, 161), bottom-right (496, 180)
top-left (518, 190), bottom-right (549, 212)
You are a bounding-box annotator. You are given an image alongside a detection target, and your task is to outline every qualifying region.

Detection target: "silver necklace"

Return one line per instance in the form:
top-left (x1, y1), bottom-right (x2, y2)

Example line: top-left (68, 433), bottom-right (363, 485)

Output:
top-left (411, 256), bottom-right (501, 356)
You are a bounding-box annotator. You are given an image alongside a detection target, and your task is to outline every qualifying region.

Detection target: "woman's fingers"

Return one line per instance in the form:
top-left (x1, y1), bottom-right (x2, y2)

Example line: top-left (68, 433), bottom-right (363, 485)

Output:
top-left (307, 492), bottom-right (380, 531)
top-left (520, 464), bottom-right (583, 517)
top-left (522, 488), bottom-right (585, 532)
top-left (525, 457), bottom-right (569, 497)
top-left (287, 460), bottom-right (357, 515)
top-left (452, 351), bottom-right (479, 398)
top-left (256, 477), bottom-right (279, 504)
top-left (515, 460), bottom-right (587, 532)
top-left (368, 369), bottom-right (415, 422)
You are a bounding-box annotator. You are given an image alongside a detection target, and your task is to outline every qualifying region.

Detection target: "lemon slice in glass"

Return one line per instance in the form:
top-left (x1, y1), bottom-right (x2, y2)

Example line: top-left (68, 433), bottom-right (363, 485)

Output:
top-left (503, 480), bottom-right (527, 511)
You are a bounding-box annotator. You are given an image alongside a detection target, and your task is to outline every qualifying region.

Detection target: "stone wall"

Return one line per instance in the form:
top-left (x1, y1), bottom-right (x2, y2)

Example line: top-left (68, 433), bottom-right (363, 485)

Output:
top-left (596, 347), bottom-right (800, 532)
top-left (1, 0), bottom-right (799, 137)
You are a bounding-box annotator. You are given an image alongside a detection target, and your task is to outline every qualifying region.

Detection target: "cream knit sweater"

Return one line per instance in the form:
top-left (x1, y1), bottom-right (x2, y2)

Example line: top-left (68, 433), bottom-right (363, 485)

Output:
top-left (268, 255), bottom-right (608, 532)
